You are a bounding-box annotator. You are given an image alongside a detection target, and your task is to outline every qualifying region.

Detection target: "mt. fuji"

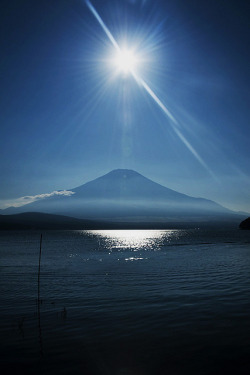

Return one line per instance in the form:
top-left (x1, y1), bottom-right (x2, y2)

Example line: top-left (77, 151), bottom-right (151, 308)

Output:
top-left (3, 169), bottom-right (239, 224)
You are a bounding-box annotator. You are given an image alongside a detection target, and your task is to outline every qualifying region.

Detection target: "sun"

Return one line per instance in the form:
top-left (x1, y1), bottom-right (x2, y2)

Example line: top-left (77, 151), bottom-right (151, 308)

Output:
top-left (113, 48), bottom-right (138, 74)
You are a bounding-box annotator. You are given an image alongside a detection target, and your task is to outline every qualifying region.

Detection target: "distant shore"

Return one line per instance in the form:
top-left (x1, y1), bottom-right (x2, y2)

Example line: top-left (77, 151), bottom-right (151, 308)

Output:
top-left (0, 212), bottom-right (244, 231)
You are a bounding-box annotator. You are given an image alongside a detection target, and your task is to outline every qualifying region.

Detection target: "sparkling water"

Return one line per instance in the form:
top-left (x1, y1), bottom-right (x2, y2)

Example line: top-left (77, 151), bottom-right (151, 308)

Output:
top-left (1, 228), bottom-right (250, 374)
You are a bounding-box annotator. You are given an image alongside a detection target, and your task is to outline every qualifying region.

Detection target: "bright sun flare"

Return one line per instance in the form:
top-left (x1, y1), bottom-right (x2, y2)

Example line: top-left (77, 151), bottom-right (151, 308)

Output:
top-left (113, 48), bottom-right (138, 74)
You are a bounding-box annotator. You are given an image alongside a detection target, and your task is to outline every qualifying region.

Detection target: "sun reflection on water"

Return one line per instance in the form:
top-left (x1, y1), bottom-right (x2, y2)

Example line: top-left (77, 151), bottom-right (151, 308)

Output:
top-left (87, 229), bottom-right (180, 251)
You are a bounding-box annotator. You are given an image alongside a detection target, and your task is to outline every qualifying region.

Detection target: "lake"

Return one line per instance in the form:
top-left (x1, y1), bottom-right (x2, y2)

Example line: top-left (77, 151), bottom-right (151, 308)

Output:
top-left (0, 228), bottom-right (250, 374)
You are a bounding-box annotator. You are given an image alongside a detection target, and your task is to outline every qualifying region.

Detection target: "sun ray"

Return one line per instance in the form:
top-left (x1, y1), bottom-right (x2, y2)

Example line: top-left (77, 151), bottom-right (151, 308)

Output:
top-left (132, 72), bottom-right (210, 170)
top-left (85, 0), bottom-right (212, 173)
top-left (85, 0), bottom-right (120, 52)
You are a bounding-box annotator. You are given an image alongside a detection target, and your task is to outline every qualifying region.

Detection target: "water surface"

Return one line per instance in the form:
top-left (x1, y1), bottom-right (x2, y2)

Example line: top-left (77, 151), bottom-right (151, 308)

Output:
top-left (1, 229), bottom-right (250, 374)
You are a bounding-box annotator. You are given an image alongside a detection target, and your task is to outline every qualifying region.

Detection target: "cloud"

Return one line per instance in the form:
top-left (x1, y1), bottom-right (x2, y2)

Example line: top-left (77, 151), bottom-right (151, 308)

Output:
top-left (0, 190), bottom-right (75, 209)
top-left (23, 190), bottom-right (75, 201)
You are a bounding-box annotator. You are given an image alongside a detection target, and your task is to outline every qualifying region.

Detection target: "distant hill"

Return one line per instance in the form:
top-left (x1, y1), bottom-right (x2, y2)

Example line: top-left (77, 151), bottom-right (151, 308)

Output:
top-left (2, 169), bottom-right (244, 224)
top-left (239, 217), bottom-right (250, 230)
top-left (0, 212), bottom-right (100, 230)
top-left (0, 212), bottom-right (243, 230)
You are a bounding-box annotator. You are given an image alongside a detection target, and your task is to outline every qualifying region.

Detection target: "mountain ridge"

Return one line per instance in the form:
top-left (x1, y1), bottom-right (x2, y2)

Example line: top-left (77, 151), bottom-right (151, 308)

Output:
top-left (2, 169), bottom-right (241, 222)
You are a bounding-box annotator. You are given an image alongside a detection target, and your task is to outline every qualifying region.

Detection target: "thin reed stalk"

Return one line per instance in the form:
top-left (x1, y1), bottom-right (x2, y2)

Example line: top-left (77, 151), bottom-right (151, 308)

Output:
top-left (37, 233), bottom-right (42, 303)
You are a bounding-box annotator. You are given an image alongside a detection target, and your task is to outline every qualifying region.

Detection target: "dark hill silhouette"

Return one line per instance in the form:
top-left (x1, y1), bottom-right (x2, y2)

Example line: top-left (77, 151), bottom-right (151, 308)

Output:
top-left (0, 212), bottom-right (97, 230)
top-left (0, 212), bottom-right (243, 230)
top-left (2, 169), bottom-right (242, 223)
top-left (239, 217), bottom-right (250, 230)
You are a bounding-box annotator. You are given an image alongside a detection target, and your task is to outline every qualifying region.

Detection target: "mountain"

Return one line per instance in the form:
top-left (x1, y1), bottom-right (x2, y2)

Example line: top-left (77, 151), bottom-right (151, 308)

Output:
top-left (2, 169), bottom-right (243, 224)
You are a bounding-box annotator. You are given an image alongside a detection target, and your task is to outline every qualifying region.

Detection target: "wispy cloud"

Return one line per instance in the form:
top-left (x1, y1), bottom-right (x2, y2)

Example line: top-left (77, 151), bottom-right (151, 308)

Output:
top-left (0, 190), bottom-right (75, 209)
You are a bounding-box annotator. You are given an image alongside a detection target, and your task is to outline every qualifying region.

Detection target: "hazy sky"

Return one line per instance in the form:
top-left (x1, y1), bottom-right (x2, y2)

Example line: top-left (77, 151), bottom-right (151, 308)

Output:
top-left (1, 0), bottom-right (250, 212)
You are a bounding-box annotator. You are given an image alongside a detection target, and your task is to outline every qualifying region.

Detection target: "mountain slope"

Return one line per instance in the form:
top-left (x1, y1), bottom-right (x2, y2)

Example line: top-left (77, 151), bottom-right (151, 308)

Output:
top-left (3, 169), bottom-right (239, 222)
top-left (72, 169), bottom-right (224, 209)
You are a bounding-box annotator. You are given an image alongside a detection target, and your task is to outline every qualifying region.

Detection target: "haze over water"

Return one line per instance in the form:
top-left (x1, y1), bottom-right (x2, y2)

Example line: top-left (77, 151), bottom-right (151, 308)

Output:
top-left (1, 228), bottom-right (250, 374)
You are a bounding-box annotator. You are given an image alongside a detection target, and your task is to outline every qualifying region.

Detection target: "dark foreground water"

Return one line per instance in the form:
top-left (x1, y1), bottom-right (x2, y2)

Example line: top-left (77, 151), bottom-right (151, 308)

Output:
top-left (0, 228), bottom-right (250, 375)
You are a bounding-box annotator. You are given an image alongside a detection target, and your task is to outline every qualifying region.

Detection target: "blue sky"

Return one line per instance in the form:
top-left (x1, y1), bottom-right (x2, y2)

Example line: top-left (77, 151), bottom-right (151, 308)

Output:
top-left (0, 0), bottom-right (250, 212)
